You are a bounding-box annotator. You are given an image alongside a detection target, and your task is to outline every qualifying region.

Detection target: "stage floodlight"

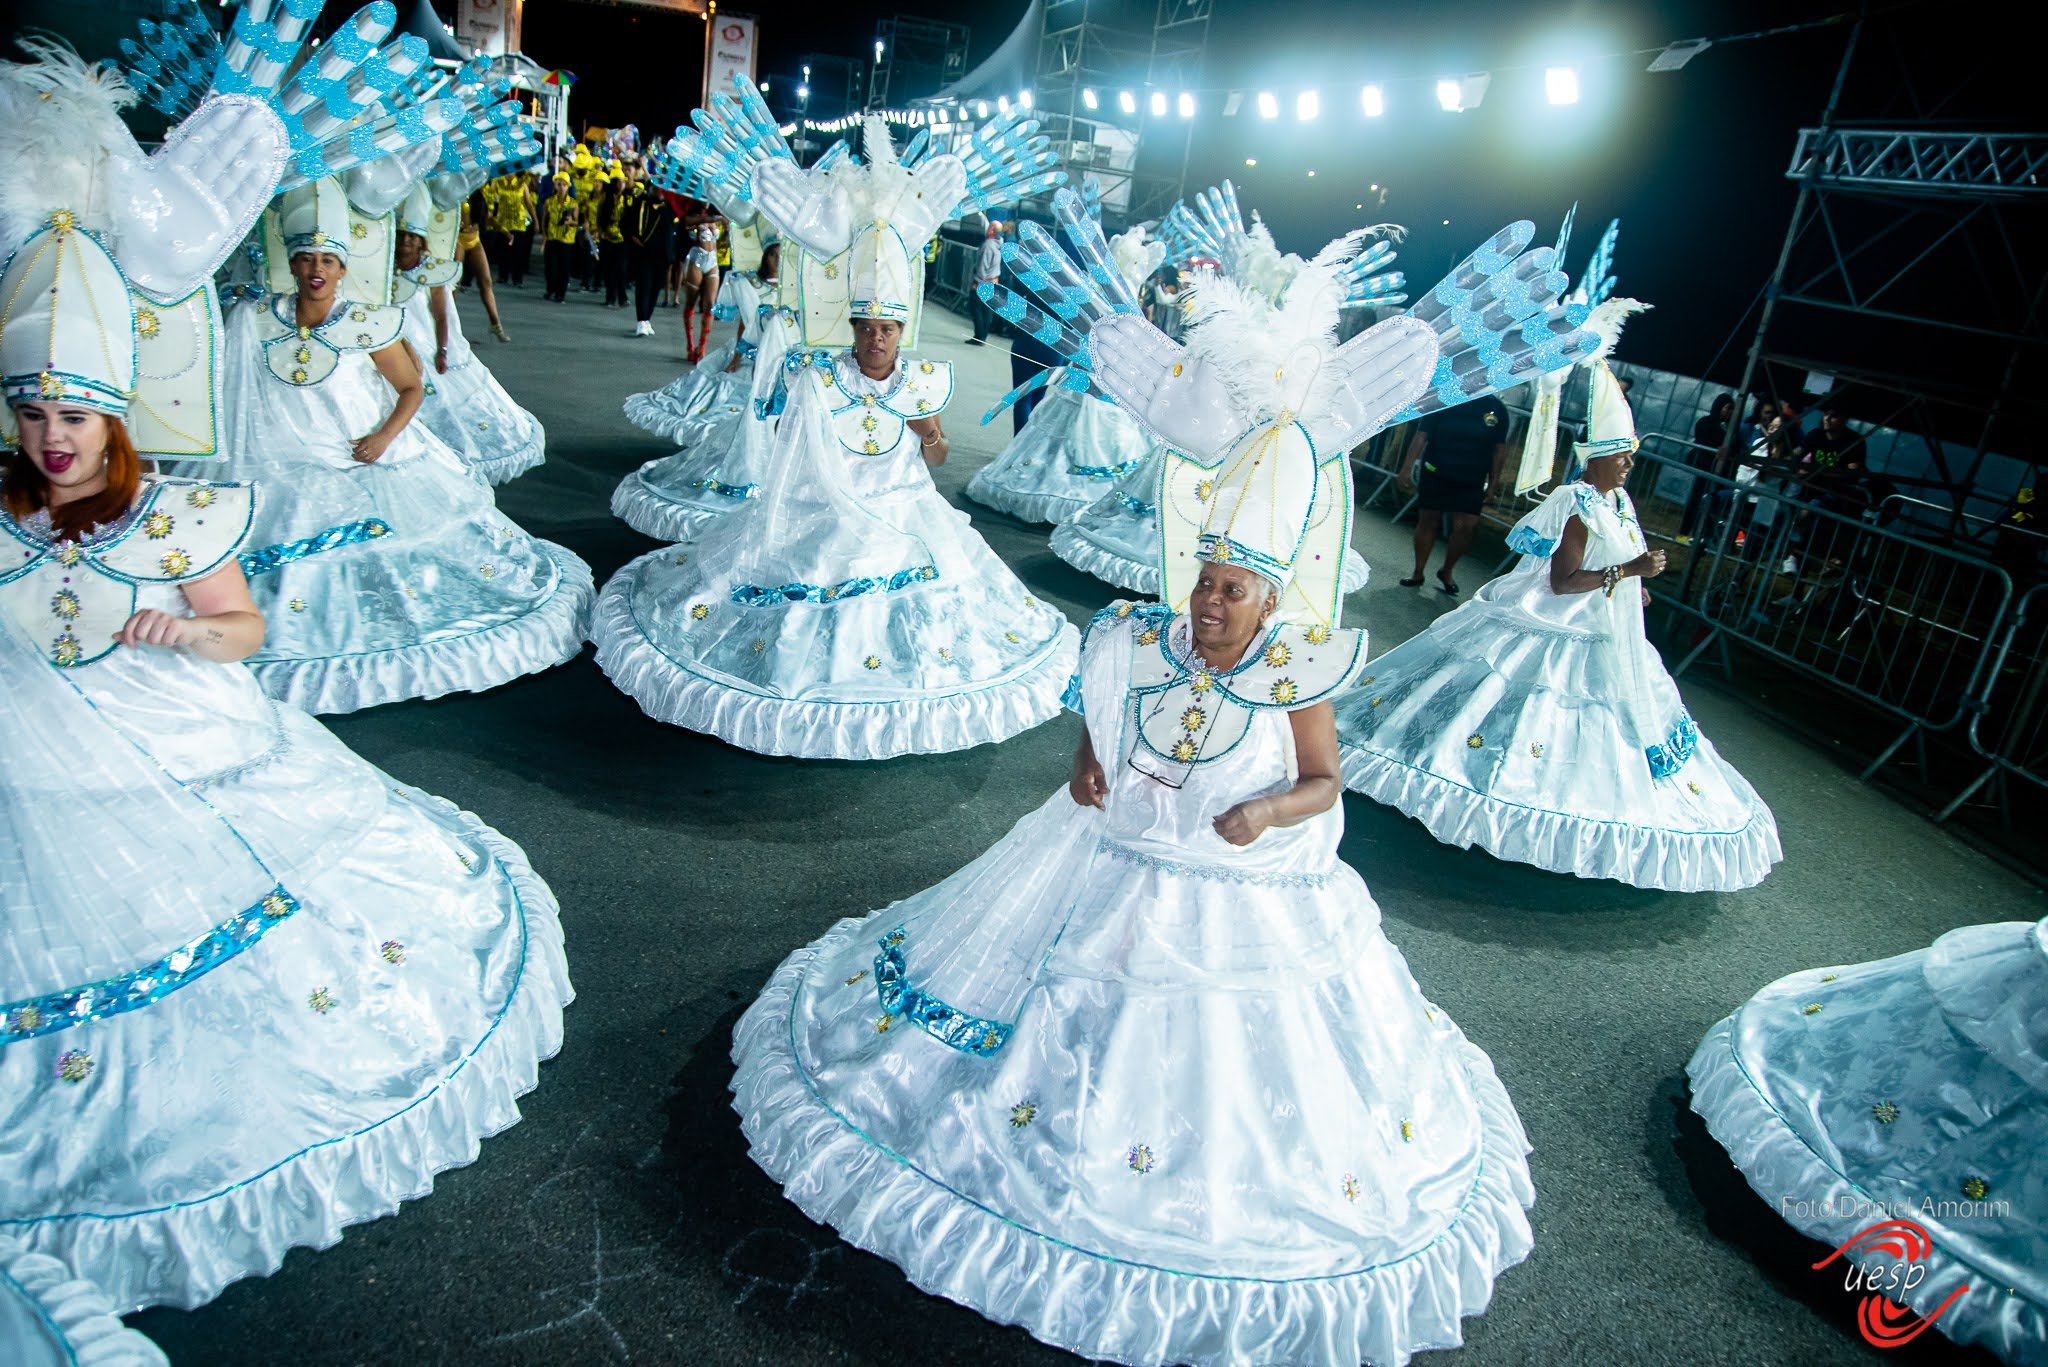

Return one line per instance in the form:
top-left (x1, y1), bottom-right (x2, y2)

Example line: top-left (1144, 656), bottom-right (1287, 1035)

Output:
top-left (1244, 157), bottom-right (1257, 166)
top-left (759, 80), bottom-right (770, 92)
top-left (1545, 66), bottom-right (1579, 105)
top-left (1435, 78), bottom-right (1461, 111)
top-left (1256, 90), bottom-right (1278, 119)
top-left (1306, 168), bottom-right (1317, 177)
top-left (1361, 83), bottom-right (1385, 117)
top-left (1223, 91), bottom-right (1243, 116)
top-left (1119, 90), bottom-right (1138, 114)
top-left (796, 84), bottom-right (809, 101)
top-left (1020, 89), bottom-right (1033, 109)
top-left (874, 40), bottom-right (884, 62)
top-left (1082, 87), bottom-right (1099, 110)
top-left (1177, 91), bottom-right (1195, 118)
top-left (997, 94), bottom-right (1010, 113)
top-left (1150, 90), bottom-right (1167, 116)
top-left (976, 100), bottom-right (989, 118)
top-left (1297, 89), bottom-right (1319, 121)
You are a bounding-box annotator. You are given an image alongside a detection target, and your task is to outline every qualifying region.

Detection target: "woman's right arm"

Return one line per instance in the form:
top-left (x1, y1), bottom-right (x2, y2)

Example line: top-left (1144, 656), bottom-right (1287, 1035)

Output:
top-left (1549, 515), bottom-right (1664, 595)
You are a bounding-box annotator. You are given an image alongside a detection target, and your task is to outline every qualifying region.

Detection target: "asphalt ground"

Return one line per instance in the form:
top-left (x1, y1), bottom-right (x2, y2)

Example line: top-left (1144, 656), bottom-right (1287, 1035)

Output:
top-left (129, 275), bottom-right (2040, 1367)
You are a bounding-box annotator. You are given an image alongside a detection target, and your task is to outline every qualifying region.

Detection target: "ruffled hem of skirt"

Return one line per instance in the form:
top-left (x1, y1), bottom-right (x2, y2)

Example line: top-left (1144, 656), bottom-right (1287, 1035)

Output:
top-left (730, 941), bottom-right (1536, 1367)
top-left (1050, 522), bottom-right (1159, 593)
top-left (621, 389), bottom-right (732, 446)
top-left (1685, 1018), bottom-right (2046, 1365)
top-left (609, 468), bottom-right (739, 544)
top-left (590, 571), bottom-right (1077, 760)
top-left (962, 469), bottom-right (1092, 526)
top-left (472, 433), bottom-right (546, 486)
top-left (247, 543), bottom-right (594, 715)
top-left (1339, 746), bottom-right (1782, 892)
top-left (0, 1235), bottom-right (166, 1366)
top-left (11, 799), bottom-right (573, 1314)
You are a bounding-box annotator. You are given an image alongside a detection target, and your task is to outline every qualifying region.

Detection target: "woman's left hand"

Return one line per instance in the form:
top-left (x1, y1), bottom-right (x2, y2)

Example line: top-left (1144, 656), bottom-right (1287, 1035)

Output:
top-left (1213, 798), bottom-right (1270, 847)
top-left (114, 609), bottom-right (195, 651)
top-left (351, 431), bottom-right (392, 464)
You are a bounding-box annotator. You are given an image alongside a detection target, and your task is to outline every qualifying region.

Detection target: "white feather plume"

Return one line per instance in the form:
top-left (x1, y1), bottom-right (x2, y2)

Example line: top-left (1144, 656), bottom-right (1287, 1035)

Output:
top-left (1109, 224), bottom-right (1165, 296)
top-left (1583, 296), bottom-right (1651, 366)
top-left (1181, 256), bottom-right (1351, 430)
top-left (0, 39), bottom-right (140, 255)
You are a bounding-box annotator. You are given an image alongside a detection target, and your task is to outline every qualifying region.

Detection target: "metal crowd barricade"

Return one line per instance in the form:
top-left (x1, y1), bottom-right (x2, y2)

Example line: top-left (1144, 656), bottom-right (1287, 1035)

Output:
top-left (1622, 437), bottom-right (2015, 787)
top-left (1942, 581), bottom-right (2048, 823)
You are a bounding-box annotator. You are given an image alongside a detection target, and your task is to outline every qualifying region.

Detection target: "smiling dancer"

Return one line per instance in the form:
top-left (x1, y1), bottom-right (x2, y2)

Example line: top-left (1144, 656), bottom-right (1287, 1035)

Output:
top-left (730, 187), bottom-right (1603, 1365)
top-left (0, 30), bottom-right (568, 1314)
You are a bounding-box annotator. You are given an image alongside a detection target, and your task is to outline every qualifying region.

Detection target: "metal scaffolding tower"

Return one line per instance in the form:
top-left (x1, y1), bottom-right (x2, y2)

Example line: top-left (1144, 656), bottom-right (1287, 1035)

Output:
top-left (1728, 4), bottom-right (2047, 534)
top-left (869, 16), bottom-right (971, 110)
top-left (1034, 0), bottom-right (1213, 226)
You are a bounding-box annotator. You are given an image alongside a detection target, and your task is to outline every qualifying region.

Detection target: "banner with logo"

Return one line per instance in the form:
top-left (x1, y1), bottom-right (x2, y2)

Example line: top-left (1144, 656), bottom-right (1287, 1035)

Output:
top-left (455, 0), bottom-right (522, 56)
top-left (703, 13), bottom-right (759, 107)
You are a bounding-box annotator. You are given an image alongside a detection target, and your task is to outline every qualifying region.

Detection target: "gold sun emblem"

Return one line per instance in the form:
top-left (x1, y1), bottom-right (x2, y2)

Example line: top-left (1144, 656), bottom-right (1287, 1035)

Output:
top-left (1270, 678), bottom-right (1298, 704)
top-left (689, 603), bottom-right (710, 620)
top-left (49, 208), bottom-right (76, 231)
top-left (141, 511), bottom-right (174, 539)
top-left (1466, 734), bottom-right (1484, 749)
top-left (1179, 705), bottom-right (1206, 733)
top-left (186, 486), bottom-right (216, 508)
top-left (1305, 625), bottom-right (1330, 644)
top-left (1195, 479), bottom-right (1215, 501)
top-left (158, 548), bottom-right (193, 577)
top-left (1264, 642), bottom-right (1291, 667)
top-left (134, 308), bottom-right (160, 338)
top-left (863, 654), bottom-right (882, 669)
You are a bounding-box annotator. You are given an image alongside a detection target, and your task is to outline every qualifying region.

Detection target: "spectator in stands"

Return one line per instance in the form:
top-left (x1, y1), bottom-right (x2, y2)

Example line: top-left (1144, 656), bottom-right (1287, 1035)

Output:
top-left (1679, 392), bottom-right (1736, 542)
top-left (1398, 395), bottom-right (1511, 594)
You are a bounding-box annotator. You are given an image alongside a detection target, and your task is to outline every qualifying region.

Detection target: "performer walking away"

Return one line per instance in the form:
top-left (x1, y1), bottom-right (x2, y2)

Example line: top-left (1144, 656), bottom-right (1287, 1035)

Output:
top-left (1333, 364), bottom-right (1782, 891)
top-left (0, 35), bottom-right (570, 1317)
top-left (1688, 917), bottom-right (2047, 1364)
top-left (734, 189), bottom-right (1586, 1362)
top-left (217, 178), bottom-right (592, 713)
top-left (599, 169), bottom-right (629, 309)
top-left (454, 192), bottom-right (509, 341)
top-left (1396, 392), bottom-right (1509, 593)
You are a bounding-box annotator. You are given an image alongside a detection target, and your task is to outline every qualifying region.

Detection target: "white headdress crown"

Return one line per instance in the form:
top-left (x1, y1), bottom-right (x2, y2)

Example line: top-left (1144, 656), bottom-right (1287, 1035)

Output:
top-left (1572, 361), bottom-right (1639, 470)
top-left (278, 178), bottom-right (352, 262)
top-left (0, 212), bottom-right (135, 417)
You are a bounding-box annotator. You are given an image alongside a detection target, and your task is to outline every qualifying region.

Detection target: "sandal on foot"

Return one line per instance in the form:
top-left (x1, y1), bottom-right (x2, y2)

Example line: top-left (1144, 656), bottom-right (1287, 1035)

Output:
top-left (1399, 576), bottom-right (1424, 588)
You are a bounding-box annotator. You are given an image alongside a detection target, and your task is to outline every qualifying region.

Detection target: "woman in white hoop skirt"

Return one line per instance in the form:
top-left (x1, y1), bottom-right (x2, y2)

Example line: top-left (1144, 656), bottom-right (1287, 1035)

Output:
top-left (612, 238), bottom-right (786, 542)
top-left (0, 169), bottom-right (570, 1313)
top-left (731, 199), bottom-right (1587, 1363)
top-left (1687, 919), bottom-right (2047, 1364)
top-left (219, 177), bottom-right (591, 714)
top-left (1331, 364), bottom-right (1781, 892)
top-left (392, 183), bottom-right (546, 485)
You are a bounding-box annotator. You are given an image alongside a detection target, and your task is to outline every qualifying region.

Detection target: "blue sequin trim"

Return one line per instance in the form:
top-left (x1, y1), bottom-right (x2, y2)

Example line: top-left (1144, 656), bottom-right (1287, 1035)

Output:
top-left (688, 477), bottom-right (758, 500)
top-left (1506, 525), bottom-right (1557, 557)
top-left (1115, 493), bottom-right (1154, 516)
top-left (1070, 458), bottom-right (1142, 480)
top-left (729, 562), bottom-right (939, 607)
top-left (238, 518), bottom-right (391, 577)
top-left (874, 932), bottom-right (1013, 1056)
top-left (1060, 672), bottom-right (1084, 713)
top-left (1, 886), bottom-right (301, 1045)
top-left (1645, 711), bottom-right (1699, 779)
top-left (1197, 532), bottom-right (1292, 585)
top-left (1098, 839), bottom-right (1338, 889)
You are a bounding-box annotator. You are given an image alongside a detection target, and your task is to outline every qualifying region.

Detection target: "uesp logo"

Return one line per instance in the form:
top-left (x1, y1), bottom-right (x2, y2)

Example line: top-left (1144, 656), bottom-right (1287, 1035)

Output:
top-left (722, 22), bottom-right (745, 41)
top-left (1810, 1219), bottom-right (1968, 1350)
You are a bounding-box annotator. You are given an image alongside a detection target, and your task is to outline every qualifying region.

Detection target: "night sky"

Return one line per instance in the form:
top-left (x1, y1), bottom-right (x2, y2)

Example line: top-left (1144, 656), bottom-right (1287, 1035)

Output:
top-left (517, 0), bottom-right (2008, 387)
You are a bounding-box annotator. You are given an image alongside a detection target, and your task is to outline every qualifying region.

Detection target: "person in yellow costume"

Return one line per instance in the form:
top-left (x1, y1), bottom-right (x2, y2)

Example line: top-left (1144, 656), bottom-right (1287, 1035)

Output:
top-left (542, 172), bottom-right (578, 302)
top-left (483, 171), bottom-right (533, 287)
top-left (570, 146), bottom-right (602, 292)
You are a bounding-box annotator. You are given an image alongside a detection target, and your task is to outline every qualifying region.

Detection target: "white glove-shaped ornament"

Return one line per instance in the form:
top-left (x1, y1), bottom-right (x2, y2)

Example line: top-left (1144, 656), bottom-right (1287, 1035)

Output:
top-left (344, 140), bottom-right (444, 217)
top-left (1089, 314), bottom-right (1247, 463)
top-left (104, 95), bottom-right (287, 302)
top-left (749, 159), bottom-right (851, 259)
top-left (1310, 316), bottom-right (1440, 454)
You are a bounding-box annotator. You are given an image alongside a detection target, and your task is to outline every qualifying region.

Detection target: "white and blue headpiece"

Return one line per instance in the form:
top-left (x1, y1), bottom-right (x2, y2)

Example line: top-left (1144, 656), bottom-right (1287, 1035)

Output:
top-left (279, 178), bottom-right (352, 261)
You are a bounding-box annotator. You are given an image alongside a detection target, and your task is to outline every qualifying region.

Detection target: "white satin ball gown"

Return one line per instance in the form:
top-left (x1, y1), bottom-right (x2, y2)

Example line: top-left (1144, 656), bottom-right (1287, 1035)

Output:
top-left (1051, 440), bottom-right (1371, 596)
top-left (0, 478), bottom-right (572, 1311)
top-left (731, 601), bottom-right (1535, 1366)
top-left (593, 349), bottom-right (1078, 760)
top-left (1687, 919), bottom-right (2047, 1364)
top-left (0, 1235), bottom-right (165, 1367)
top-left (963, 373), bottom-right (1153, 526)
top-left (217, 292), bottom-right (592, 714)
top-left (612, 271), bottom-right (784, 542)
top-left (1331, 480), bottom-right (1781, 892)
top-left (394, 271), bottom-right (546, 485)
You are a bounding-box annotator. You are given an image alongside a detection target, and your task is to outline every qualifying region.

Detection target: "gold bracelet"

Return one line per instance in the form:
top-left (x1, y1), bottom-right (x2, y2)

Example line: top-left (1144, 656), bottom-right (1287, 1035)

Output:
top-left (1601, 564), bottom-right (1623, 597)
top-left (921, 432), bottom-right (943, 447)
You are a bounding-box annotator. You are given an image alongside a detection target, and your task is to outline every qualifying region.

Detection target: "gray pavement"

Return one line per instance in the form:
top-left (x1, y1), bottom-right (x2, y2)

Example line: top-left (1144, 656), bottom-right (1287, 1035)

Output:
top-left (129, 278), bottom-right (2040, 1366)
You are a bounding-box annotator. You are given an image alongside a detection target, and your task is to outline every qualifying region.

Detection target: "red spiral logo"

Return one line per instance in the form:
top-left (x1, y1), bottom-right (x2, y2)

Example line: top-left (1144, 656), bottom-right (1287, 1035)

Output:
top-left (1811, 1218), bottom-right (1934, 1270)
top-left (1855, 1286), bottom-right (1969, 1350)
